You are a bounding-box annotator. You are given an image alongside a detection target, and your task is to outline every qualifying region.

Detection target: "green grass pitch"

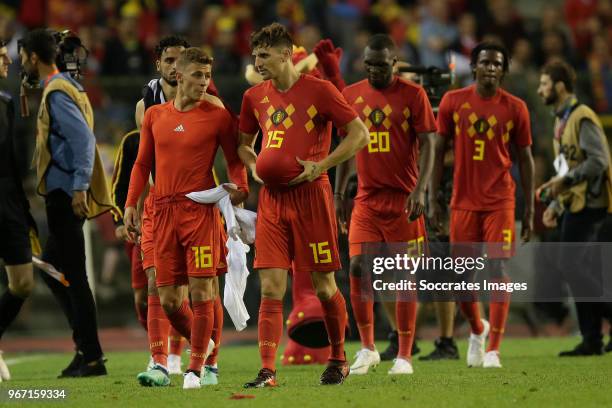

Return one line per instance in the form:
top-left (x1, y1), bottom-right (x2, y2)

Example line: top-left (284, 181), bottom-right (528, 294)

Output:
top-left (2, 338), bottom-right (611, 407)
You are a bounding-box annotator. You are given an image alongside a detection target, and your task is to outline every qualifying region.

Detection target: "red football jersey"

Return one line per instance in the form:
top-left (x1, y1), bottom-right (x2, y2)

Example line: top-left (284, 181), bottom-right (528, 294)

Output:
top-left (239, 74), bottom-right (357, 187)
top-left (342, 77), bottom-right (437, 201)
top-left (126, 100), bottom-right (248, 207)
top-left (437, 85), bottom-right (531, 211)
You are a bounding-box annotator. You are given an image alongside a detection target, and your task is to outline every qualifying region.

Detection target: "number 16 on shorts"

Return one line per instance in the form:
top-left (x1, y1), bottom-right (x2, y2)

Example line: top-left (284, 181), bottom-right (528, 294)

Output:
top-left (192, 246), bottom-right (212, 269)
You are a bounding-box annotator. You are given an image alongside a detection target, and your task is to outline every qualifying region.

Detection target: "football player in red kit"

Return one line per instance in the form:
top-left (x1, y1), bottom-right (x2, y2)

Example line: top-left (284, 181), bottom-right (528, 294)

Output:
top-left (336, 34), bottom-right (436, 375)
top-left (430, 42), bottom-right (535, 368)
top-left (125, 48), bottom-right (248, 389)
top-left (238, 23), bottom-right (369, 387)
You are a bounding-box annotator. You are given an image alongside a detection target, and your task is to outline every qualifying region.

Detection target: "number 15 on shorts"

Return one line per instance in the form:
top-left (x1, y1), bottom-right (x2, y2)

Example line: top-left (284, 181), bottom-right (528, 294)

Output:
top-left (309, 241), bottom-right (332, 264)
top-left (192, 246), bottom-right (212, 269)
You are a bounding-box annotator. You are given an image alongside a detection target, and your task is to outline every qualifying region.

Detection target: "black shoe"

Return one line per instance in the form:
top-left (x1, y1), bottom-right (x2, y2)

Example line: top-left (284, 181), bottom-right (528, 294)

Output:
top-left (243, 368), bottom-right (277, 388)
top-left (380, 331), bottom-right (399, 361)
top-left (75, 357), bottom-right (107, 377)
top-left (379, 331), bottom-right (419, 360)
top-left (320, 360), bottom-right (349, 385)
top-left (419, 337), bottom-right (460, 361)
top-left (559, 342), bottom-right (604, 357)
top-left (412, 340), bottom-right (420, 356)
top-left (58, 351), bottom-right (84, 378)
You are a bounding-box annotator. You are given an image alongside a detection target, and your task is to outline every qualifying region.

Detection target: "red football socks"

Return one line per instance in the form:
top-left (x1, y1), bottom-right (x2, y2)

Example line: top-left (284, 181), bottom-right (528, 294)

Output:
top-left (188, 300), bottom-right (214, 372)
top-left (488, 277), bottom-right (511, 352)
top-left (147, 295), bottom-right (169, 367)
top-left (396, 300), bottom-right (417, 359)
top-left (167, 299), bottom-right (193, 341)
top-left (321, 289), bottom-right (348, 362)
top-left (349, 275), bottom-right (375, 350)
top-left (258, 298), bottom-right (283, 371)
top-left (460, 301), bottom-right (484, 335)
top-left (205, 296), bottom-right (224, 366)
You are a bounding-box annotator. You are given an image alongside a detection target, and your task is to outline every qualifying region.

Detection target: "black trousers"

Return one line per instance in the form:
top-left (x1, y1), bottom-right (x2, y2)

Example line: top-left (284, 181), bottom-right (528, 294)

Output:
top-left (40, 189), bottom-right (103, 362)
top-left (560, 207), bottom-right (612, 346)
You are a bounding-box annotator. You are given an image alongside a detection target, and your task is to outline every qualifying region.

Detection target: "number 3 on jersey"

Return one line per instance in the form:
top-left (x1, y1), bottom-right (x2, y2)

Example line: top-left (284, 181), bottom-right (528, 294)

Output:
top-left (266, 130), bottom-right (285, 149)
top-left (473, 139), bottom-right (485, 161)
top-left (368, 131), bottom-right (390, 153)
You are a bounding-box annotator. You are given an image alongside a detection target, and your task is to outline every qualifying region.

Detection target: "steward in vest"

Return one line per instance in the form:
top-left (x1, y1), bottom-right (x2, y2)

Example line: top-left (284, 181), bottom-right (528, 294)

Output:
top-left (537, 59), bottom-right (612, 357)
top-left (19, 28), bottom-right (108, 377)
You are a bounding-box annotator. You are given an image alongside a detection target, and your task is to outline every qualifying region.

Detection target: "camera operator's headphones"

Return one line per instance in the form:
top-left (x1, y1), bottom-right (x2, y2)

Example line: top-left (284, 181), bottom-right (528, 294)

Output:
top-left (18, 29), bottom-right (89, 87)
top-left (18, 29), bottom-right (89, 116)
top-left (54, 29), bottom-right (89, 78)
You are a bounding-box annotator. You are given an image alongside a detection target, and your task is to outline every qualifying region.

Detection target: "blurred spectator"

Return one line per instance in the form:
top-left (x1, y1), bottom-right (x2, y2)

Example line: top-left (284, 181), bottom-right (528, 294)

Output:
top-left (419, 0), bottom-right (458, 68)
top-left (481, 0), bottom-right (526, 51)
top-left (276, 0), bottom-right (305, 34)
top-left (101, 15), bottom-right (150, 76)
top-left (326, 0), bottom-right (362, 51)
top-left (47, 0), bottom-right (95, 33)
top-left (564, 0), bottom-right (598, 54)
top-left (295, 24), bottom-right (322, 52)
top-left (533, 5), bottom-right (575, 67)
top-left (211, 18), bottom-right (243, 75)
top-left (539, 29), bottom-right (576, 67)
top-left (18, 0), bottom-right (46, 29)
top-left (510, 38), bottom-right (535, 75)
top-left (452, 12), bottom-right (478, 58)
top-left (586, 33), bottom-right (612, 113)
top-left (345, 28), bottom-right (371, 75)
top-left (371, 0), bottom-right (407, 47)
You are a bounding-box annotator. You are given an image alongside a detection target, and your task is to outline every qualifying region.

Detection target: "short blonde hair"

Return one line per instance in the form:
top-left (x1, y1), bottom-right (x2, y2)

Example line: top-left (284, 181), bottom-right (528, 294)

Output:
top-left (177, 47), bottom-right (213, 71)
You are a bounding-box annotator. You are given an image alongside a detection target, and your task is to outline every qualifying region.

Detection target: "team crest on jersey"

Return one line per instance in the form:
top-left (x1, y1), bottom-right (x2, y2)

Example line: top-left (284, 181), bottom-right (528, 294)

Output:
top-left (473, 118), bottom-right (490, 134)
top-left (369, 108), bottom-right (386, 126)
top-left (271, 108), bottom-right (287, 125)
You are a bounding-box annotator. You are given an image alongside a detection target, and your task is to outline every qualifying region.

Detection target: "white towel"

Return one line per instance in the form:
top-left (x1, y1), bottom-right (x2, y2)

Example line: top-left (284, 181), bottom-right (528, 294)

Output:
top-left (186, 184), bottom-right (256, 331)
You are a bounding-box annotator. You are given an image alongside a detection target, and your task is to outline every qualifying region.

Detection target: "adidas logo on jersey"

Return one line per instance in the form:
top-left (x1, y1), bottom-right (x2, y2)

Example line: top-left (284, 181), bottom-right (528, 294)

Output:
top-left (260, 96), bottom-right (269, 103)
top-left (174, 124), bottom-right (185, 132)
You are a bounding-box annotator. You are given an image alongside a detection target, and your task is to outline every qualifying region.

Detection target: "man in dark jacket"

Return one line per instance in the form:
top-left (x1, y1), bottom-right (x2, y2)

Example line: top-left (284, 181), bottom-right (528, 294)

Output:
top-left (0, 38), bottom-right (35, 383)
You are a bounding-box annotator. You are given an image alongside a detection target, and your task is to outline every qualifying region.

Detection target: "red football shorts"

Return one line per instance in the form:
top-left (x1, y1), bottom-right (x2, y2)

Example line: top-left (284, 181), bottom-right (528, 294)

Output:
top-left (255, 179), bottom-right (341, 273)
top-left (450, 208), bottom-right (515, 258)
top-left (349, 190), bottom-right (427, 257)
top-left (153, 196), bottom-right (223, 286)
top-left (140, 193), bottom-right (155, 271)
top-left (125, 242), bottom-right (146, 289)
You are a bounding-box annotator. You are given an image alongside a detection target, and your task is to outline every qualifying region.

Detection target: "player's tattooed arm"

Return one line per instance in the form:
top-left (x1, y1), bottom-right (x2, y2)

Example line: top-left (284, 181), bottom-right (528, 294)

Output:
top-left (289, 117), bottom-right (368, 186)
top-left (407, 132), bottom-right (436, 220)
top-left (135, 99), bottom-right (145, 130)
top-left (517, 145), bottom-right (535, 242)
top-left (427, 135), bottom-right (448, 234)
top-left (238, 131), bottom-right (263, 184)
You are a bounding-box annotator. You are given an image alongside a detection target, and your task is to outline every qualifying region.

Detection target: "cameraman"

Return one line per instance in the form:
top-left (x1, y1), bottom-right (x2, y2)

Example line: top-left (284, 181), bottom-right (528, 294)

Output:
top-left (20, 28), bottom-right (113, 377)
